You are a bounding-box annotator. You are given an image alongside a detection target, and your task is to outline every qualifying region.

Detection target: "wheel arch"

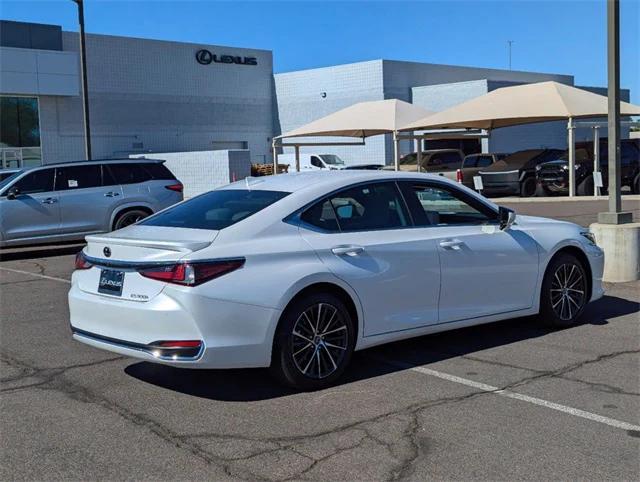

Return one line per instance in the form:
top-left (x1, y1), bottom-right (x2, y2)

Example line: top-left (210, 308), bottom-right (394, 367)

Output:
top-left (275, 277), bottom-right (364, 349)
top-left (543, 244), bottom-right (593, 301)
top-left (110, 203), bottom-right (154, 230)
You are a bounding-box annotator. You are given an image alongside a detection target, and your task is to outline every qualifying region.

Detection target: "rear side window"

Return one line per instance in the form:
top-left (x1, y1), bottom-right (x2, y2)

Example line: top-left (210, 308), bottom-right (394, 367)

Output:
top-left (140, 189), bottom-right (289, 230)
top-left (462, 156), bottom-right (479, 168)
top-left (302, 182), bottom-right (409, 232)
top-left (141, 163), bottom-right (177, 180)
top-left (105, 163), bottom-right (150, 185)
top-left (476, 156), bottom-right (493, 168)
top-left (54, 164), bottom-right (101, 191)
top-left (432, 152), bottom-right (462, 166)
top-left (10, 169), bottom-right (54, 195)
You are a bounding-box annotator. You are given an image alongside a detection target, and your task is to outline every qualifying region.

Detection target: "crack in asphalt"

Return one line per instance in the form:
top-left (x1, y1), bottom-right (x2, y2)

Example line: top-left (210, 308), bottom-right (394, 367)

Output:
top-left (1, 347), bottom-right (638, 480)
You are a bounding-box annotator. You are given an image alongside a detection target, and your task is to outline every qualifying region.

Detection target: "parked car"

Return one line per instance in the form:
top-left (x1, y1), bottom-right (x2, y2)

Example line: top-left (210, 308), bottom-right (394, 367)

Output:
top-left (0, 159), bottom-right (183, 248)
top-left (0, 168), bottom-right (21, 183)
top-left (278, 153), bottom-right (346, 170)
top-left (343, 164), bottom-right (385, 170)
top-left (457, 153), bottom-right (508, 189)
top-left (384, 149), bottom-right (464, 180)
top-left (536, 139), bottom-right (640, 196)
top-left (479, 149), bottom-right (564, 197)
top-left (69, 170), bottom-right (604, 390)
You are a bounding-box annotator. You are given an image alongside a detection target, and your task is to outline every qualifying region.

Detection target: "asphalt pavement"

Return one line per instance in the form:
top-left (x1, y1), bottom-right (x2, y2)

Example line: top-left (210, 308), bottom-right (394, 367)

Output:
top-left (0, 249), bottom-right (638, 481)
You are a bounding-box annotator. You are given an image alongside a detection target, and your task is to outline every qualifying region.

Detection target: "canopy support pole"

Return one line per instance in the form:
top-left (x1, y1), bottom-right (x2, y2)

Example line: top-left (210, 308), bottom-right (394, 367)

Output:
top-left (393, 131), bottom-right (400, 171)
top-left (568, 117), bottom-right (576, 197)
top-left (593, 126), bottom-right (600, 196)
top-left (294, 145), bottom-right (300, 173)
top-left (415, 138), bottom-right (421, 173)
top-left (271, 139), bottom-right (278, 175)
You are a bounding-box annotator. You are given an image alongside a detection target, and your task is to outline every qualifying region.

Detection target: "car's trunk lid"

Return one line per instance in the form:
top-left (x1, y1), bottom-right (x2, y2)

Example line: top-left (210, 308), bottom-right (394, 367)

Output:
top-left (78, 226), bottom-right (219, 301)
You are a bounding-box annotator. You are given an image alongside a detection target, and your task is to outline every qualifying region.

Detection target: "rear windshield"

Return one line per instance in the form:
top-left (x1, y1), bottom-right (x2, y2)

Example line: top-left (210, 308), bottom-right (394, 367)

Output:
top-left (140, 189), bottom-right (289, 230)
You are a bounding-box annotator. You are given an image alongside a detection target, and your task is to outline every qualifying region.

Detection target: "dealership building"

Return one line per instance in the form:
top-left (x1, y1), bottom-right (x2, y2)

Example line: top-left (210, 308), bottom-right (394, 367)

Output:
top-left (0, 20), bottom-right (632, 168)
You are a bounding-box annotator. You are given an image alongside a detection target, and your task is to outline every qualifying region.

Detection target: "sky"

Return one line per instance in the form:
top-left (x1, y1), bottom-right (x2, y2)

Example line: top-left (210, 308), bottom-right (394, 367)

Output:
top-left (1, 0), bottom-right (639, 102)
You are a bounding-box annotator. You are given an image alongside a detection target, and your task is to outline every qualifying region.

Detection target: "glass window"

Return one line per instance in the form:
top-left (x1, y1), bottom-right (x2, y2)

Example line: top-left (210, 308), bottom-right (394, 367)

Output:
top-left (105, 163), bottom-right (150, 184)
top-left (326, 182), bottom-right (409, 232)
top-left (310, 156), bottom-right (323, 168)
top-left (140, 189), bottom-right (289, 230)
top-left (431, 152), bottom-right (462, 166)
top-left (141, 163), bottom-right (177, 180)
top-left (9, 169), bottom-right (54, 195)
top-left (54, 165), bottom-right (101, 191)
top-left (319, 154), bottom-right (344, 166)
top-left (400, 182), bottom-right (496, 226)
top-left (0, 97), bottom-right (40, 148)
top-left (462, 155), bottom-right (479, 168)
top-left (476, 156), bottom-right (494, 168)
top-left (300, 199), bottom-right (339, 232)
top-left (621, 141), bottom-right (639, 165)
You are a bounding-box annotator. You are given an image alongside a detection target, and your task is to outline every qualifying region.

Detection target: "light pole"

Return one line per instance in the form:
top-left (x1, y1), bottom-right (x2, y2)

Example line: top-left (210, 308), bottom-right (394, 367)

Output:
top-left (598, 0), bottom-right (631, 224)
top-left (72, 0), bottom-right (92, 160)
top-left (507, 40), bottom-right (514, 70)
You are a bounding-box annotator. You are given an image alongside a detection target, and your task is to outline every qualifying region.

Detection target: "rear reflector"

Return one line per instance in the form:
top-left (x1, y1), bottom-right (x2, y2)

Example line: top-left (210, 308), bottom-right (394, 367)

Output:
top-left (74, 251), bottom-right (93, 270)
top-left (456, 169), bottom-right (463, 183)
top-left (149, 340), bottom-right (203, 358)
top-left (156, 340), bottom-right (202, 348)
top-left (139, 258), bottom-right (244, 286)
top-left (165, 183), bottom-right (184, 192)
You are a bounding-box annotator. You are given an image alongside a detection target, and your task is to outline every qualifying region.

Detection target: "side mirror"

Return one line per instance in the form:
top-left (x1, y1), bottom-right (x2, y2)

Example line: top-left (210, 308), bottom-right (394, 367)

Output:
top-left (499, 206), bottom-right (516, 230)
top-left (6, 186), bottom-right (20, 200)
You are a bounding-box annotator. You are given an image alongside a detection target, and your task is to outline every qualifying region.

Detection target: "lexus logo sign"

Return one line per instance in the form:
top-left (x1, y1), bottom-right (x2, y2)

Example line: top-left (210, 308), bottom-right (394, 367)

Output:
top-left (195, 49), bottom-right (257, 66)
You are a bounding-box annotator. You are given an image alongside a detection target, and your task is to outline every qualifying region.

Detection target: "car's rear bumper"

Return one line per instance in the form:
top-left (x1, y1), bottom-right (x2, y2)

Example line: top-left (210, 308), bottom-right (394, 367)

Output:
top-left (68, 283), bottom-right (281, 368)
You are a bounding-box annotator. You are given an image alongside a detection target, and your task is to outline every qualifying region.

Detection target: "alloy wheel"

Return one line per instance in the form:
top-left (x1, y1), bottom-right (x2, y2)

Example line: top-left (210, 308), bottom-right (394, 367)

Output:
top-left (291, 302), bottom-right (348, 379)
top-left (550, 263), bottom-right (586, 321)
top-left (116, 212), bottom-right (145, 229)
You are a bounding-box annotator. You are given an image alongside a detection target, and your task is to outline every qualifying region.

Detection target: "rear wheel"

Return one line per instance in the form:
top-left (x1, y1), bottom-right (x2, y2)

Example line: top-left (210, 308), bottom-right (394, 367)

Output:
top-left (539, 253), bottom-right (588, 328)
top-left (113, 209), bottom-right (150, 231)
top-left (270, 293), bottom-right (355, 390)
top-left (520, 177), bottom-right (537, 197)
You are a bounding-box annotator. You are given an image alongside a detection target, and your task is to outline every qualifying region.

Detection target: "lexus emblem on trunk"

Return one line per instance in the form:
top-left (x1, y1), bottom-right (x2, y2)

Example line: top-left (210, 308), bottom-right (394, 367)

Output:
top-left (103, 247), bottom-right (111, 257)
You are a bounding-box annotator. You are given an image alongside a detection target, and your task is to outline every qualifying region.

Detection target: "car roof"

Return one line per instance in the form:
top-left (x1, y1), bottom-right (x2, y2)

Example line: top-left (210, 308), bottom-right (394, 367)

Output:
top-left (16, 158), bottom-right (166, 172)
top-left (221, 170), bottom-right (465, 194)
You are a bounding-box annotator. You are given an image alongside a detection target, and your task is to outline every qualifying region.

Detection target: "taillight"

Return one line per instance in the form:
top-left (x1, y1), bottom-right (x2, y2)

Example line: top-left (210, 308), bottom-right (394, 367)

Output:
top-left (456, 169), bottom-right (463, 183)
top-left (165, 183), bottom-right (183, 192)
top-left (74, 251), bottom-right (93, 270)
top-left (139, 258), bottom-right (244, 286)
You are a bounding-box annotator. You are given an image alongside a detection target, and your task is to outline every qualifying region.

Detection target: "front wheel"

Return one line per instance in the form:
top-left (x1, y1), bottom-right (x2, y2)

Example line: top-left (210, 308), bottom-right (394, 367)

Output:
top-left (539, 253), bottom-right (589, 328)
top-left (520, 177), bottom-right (537, 197)
top-left (113, 209), bottom-right (150, 231)
top-left (270, 293), bottom-right (355, 390)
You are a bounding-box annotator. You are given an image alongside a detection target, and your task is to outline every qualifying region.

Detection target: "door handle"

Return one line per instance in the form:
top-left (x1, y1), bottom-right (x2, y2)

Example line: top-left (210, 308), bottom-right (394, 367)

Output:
top-left (104, 191), bottom-right (120, 197)
top-left (41, 197), bottom-right (58, 204)
top-left (439, 239), bottom-right (463, 250)
top-left (331, 245), bottom-right (365, 257)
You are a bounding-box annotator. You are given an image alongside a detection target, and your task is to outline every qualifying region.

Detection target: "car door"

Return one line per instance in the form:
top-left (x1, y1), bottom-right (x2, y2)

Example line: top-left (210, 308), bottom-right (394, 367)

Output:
top-left (55, 164), bottom-right (121, 234)
top-left (399, 180), bottom-right (539, 323)
top-left (0, 168), bottom-right (60, 242)
top-left (298, 181), bottom-right (441, 336)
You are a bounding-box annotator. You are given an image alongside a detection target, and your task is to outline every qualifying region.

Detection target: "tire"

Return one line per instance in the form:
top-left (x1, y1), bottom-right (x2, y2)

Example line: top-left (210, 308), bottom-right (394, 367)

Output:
top-left (520, 177), bottom-right (537, 197)
top-left (539, 253), bottom-right (589, 328)
top-left (632, 174), bottom-right (640, 195)
top-left (535, 183), bottom-right (554, 197)
top-left (270, 292), bottom-right (356, 390)
top-left (112, 209), bottom-right (150, 231)
top-left (577, 175), bottom-right (594, 196)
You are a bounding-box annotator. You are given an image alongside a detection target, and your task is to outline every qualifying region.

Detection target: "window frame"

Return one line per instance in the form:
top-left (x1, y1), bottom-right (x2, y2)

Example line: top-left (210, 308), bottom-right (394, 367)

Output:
top-left (290, 180), bottom-right (415, 234)
top-left (398, 180), bottom-right (500, 227)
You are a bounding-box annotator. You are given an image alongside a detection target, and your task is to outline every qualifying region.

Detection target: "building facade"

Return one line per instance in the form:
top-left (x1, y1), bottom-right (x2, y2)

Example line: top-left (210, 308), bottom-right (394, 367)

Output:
top-left (0, 20), bottom-right (632, 168)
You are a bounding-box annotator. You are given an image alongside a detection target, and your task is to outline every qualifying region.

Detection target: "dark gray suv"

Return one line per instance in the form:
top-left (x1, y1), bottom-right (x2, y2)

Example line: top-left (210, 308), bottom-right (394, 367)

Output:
top-left (0, 159), bottom-right (183, 248)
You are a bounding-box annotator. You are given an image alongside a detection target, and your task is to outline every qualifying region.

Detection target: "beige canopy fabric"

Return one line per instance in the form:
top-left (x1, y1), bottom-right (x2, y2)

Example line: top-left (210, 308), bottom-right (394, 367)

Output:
top-left (401, 81), bottom-right (640, 131)
top-left (276, 99), bottom-right (434, 139)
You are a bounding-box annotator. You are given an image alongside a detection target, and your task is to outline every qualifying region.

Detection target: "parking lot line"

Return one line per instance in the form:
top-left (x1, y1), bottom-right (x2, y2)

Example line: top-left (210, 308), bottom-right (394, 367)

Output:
top-left (0, 267), bottom-right (71, 284)
top-left (387, 360), bottom-right (640, 432)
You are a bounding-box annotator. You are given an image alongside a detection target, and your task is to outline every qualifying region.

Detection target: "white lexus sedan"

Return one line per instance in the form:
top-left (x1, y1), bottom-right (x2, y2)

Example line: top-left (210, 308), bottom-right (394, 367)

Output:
top-left (69, 171), bottom-right (604, 390)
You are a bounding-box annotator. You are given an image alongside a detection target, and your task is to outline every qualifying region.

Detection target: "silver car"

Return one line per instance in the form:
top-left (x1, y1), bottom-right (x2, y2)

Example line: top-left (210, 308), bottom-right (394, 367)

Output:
top-left (0, 159), bottom-right (183, 248)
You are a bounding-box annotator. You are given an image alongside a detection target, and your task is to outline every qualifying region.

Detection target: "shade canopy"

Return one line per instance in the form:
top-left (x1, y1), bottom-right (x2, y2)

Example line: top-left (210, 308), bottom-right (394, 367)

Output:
top-left (276, 99), bottom-right (435, 139)
top-left (401, 81), bottom-right (640, 131)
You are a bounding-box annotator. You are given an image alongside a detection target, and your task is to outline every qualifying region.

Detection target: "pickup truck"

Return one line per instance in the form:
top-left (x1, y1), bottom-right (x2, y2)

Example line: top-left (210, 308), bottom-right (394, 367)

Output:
top-left (536, 139), bottom-right (640, 195)
top-left (384, 149), bottom-right (464, 181)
